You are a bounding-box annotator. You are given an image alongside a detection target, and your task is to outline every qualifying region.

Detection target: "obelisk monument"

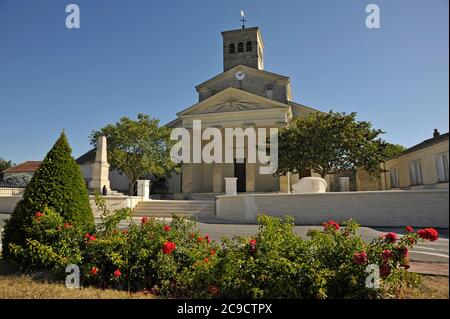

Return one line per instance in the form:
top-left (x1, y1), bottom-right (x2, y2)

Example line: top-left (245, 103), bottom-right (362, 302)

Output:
top-left (89, 135), bottom-right (111, 194)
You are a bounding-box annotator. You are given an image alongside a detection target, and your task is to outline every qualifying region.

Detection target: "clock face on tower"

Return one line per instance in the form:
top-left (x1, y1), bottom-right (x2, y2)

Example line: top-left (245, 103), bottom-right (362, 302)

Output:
top-left (235, 70), bottom-right (246, 81)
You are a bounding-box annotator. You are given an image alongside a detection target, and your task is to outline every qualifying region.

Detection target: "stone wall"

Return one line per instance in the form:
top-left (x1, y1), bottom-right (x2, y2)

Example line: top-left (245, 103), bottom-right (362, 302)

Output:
top-left (197, 69), bottom-right (289, 103)
top-left (216, 190), bottom-right (449, 227)
top-left (0, 195), bottom-right (143, 217)
top-left (356, 169), bottom-right (382, 191)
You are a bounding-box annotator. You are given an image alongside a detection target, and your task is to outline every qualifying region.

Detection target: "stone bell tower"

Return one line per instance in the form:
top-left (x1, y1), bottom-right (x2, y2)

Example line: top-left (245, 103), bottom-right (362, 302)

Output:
top-left (89, 135), bottom-right (111, 193)
top-left (221, 26), bottom-right (265, 72)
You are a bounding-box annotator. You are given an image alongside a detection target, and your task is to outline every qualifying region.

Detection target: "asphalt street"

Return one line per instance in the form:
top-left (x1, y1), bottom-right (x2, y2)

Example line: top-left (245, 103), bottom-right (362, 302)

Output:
top-left (0, 214), bottom-right (448, 263)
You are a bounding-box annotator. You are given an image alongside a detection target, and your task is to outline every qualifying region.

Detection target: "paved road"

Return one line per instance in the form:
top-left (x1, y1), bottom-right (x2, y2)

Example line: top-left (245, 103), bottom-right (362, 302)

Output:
top-left (193, 220), bottom-right (449, 264)
top-left (0, 214), bottom-right (448, 263)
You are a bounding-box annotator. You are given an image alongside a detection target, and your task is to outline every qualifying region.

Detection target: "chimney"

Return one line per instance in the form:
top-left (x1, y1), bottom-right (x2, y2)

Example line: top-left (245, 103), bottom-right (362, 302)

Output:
top-left (433, 129), bottom-right (440, 138)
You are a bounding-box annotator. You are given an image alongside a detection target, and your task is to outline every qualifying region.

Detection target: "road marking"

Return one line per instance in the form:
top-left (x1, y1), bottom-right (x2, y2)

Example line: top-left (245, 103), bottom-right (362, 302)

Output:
top-left (414, 245), bottom-right (449, 253)
top-left (409, 251), bottom-right (449, 258)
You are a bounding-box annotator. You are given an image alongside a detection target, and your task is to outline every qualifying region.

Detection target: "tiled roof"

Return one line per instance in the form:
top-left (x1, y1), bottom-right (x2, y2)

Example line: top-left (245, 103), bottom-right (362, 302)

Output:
top-left (2, 161), bottom-right (42, 173)
top-left (401, 132), bottom-right (449, 156)
top-left (76, 148), bottom-right (96, 164)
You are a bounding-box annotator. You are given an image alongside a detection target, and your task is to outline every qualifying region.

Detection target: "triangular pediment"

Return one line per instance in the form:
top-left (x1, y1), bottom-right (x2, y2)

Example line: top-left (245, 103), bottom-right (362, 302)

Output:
top-left (177, 87), bottom-right (290, 117)
top-left (195, 65), bottom-right (289, 91)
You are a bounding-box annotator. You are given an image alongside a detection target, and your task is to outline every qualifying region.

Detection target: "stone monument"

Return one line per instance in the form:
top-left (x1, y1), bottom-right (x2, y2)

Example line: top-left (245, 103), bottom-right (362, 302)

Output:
top-left (292, 177), bottom-right (327, 193)
top-left (89, 135), bottom-right (111, 194)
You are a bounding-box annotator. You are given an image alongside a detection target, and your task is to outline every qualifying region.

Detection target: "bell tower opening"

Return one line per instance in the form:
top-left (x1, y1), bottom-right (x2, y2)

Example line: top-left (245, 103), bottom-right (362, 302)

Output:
top-left (221, 27), bottom-right (264, 72)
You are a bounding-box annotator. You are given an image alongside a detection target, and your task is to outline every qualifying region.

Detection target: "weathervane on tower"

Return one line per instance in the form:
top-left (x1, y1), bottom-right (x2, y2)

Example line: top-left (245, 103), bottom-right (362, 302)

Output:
top-left (240, 10), bottom-right (247, 29)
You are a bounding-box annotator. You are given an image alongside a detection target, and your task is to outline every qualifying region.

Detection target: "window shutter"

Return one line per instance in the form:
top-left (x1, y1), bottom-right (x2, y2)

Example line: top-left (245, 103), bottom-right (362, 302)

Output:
top-left (409, 162), bottom-right (415, 185)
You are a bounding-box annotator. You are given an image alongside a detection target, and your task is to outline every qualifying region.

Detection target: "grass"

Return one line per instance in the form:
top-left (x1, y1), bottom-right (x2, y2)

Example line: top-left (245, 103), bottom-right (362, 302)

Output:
top-left (0, 276), bottom-right (155, 299)
top-left (0, 259), bottom-right (154, 299)
top-left (393, 275), bottom-right (449, 299)
top-left (0, 258), bottom-right (447, 299)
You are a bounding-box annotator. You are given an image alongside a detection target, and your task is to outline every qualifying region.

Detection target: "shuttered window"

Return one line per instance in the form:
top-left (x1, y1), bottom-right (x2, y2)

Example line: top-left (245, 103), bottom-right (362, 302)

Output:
top-left (436, 152), bottom-right (449, 182)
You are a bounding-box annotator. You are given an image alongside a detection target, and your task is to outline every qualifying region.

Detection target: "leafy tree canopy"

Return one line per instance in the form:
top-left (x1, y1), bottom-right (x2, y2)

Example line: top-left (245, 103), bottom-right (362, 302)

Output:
top-left (0, 157), bottom-right (14, 174)
top-left (90, 114), bottom-right (176, 195)
top-left (277, 111), bottom-right (402, 178)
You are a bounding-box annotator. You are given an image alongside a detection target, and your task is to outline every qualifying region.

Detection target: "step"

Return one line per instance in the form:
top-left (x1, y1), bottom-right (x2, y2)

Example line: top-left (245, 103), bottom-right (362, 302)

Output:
top-left (188, 193), bottom-right (220, 200)
top-left (133, 200), bottom-right (216, 217)
top-left (135, 202), bottom-right (215, 208)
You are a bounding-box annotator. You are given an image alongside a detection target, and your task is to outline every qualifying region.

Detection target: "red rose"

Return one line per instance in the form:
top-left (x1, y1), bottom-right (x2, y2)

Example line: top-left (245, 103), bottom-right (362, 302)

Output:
top-left (90, 267), bottom-right (98, 275)
top-left (89, 235), bottom-right (96, 241)
top-left (384, 232), bottom-right (398, 243)
top-left (323, 220), bottom-right (340, 231)
top-left (395, 246), bottom-right (409, 258)
top-left (210, 249), bottom-right (216, 256)
top-left (164, 225), bottom-right (171, 232)
top-left (249, 239), bottom-right (257, 255)
top-left (405, 226), bottom-right (414, 233)
top-left (114, 269), bottom-right (121, 277)
top-left (84, 233), bottom-right (91, 239)
top-left (141, 217), bottom-right (148, 224)
top-left (35, 212), bottom-right (44, 218)
top-left (417, 228), bottom-right (439, 241)
top-left (407, 237), bottom-right (417, 245)
top-left (162, 241), bottom-right (176, 254)
top-left (207, 285), bottom-right (219, 296)
top-left (381, 249), bottom-right (392, 261)
top-left (64, 223), bottom-right (72, 229)
top-left (353, 251), bottom-right (368, 265)
top-left (204, 258), bottom-right (209, 263)
top-left (197, 236), bottom-right (203, 243)
top-left (205, 234), bottom-right (211, 243)
top-left (380, 263), bottom-right (391, 278)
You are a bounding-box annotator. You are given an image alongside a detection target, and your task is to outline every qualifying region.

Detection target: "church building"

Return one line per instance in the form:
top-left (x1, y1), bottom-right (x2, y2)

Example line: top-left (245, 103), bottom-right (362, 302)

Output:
top-left (165, 26), bottom-right (321, 198)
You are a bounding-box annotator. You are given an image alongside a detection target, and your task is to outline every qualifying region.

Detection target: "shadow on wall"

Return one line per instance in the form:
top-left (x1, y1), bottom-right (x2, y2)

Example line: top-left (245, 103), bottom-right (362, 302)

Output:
top-left (216, 190), bottom-right (449, 228)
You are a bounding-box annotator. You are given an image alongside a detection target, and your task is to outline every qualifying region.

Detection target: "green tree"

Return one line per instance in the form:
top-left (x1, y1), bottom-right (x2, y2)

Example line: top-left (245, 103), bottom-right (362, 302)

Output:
top-left (383, 143), bottom-right (406, 160)
top-left (0, 157), bottom-right (14, 175)
top-left (277, 111), bottom-right (395, 178)
top-left (90, 114), bottom-right (176, 195)
top-left (2, 132), bottom-right (93, 258)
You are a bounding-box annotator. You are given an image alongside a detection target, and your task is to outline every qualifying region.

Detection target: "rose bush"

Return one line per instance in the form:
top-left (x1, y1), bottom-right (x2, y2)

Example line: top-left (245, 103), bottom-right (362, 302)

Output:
top-left (6, 207), bottom-right (88, 273)
top-left (2, 202), bottom-right (439, 299)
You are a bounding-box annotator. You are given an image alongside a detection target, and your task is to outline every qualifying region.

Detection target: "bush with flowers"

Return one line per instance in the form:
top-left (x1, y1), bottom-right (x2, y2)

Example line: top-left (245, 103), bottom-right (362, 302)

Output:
top-left (2, 199), bottom-right (440, 298)
top-left (6, 208), bottom-right (88, 272)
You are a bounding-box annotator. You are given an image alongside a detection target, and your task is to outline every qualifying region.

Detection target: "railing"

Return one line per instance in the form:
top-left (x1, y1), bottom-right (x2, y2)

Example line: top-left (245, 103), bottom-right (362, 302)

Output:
top-left (0, 187), bottom-right (25, 196)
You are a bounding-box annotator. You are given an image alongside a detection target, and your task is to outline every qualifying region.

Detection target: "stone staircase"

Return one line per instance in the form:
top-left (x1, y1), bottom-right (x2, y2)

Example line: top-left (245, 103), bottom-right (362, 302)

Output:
top-left (188, 193), bottom-right (221, 201)
top-left (133, 200), bottom-right (216, 217)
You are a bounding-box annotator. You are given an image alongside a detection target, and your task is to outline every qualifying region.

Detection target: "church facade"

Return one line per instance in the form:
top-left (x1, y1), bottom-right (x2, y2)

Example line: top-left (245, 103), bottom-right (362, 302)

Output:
top-left (165, 26), bottom-right (320, 197)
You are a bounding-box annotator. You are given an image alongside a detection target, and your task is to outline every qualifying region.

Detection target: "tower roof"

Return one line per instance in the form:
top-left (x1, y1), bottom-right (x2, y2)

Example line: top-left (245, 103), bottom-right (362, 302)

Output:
top-left (221, 27), bottom-right (265, 48)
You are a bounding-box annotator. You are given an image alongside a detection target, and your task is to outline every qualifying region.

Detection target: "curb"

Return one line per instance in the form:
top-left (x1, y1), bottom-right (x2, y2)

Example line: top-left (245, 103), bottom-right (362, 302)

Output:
top-left (409, 262), bottom-right (449, 276)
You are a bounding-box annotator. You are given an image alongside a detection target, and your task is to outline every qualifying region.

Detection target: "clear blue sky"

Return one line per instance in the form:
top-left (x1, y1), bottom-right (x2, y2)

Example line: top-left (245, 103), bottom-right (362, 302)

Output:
top-left (0, 0), bottom-right (448, 164)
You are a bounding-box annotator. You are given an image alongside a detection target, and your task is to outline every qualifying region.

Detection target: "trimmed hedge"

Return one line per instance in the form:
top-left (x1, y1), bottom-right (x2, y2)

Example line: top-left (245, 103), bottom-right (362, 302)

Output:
top-left (2, 132), bottom-right (93, 258)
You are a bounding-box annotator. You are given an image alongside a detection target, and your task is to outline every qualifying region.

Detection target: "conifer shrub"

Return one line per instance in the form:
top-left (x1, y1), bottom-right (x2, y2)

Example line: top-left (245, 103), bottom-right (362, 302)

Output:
top-left (2, 132), bottom-right (93, 259)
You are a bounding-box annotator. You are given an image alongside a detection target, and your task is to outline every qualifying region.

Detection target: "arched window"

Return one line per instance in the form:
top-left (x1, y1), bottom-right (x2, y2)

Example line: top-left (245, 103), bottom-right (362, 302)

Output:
top-left (237, 42), bottom-right (244, 52)
top-left (229, 43), bottom-right (235, 54)
top-left (264, 85), bottom-right (273, 99)
top-left (246, 41), bottom-right (252, 52)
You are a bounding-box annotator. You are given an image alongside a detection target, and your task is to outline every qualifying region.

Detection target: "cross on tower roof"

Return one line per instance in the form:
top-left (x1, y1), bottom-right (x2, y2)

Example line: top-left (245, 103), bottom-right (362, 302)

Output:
top-left (240, 10), bottom-right (247, 29)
